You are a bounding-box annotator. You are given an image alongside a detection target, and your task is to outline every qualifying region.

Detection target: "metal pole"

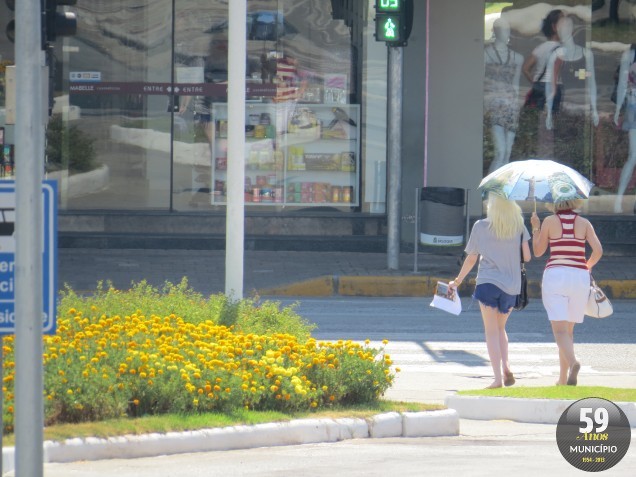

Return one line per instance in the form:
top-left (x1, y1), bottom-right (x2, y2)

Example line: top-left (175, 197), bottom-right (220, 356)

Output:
top-left (387, 46), bottom-right (403, 270)
top-left (413, 187), bottom-right (419, 273)
top-left (225, 0), bottom-right (246, 300)
top-left (15, 0), bottom-right (46, 475)
top-left (465, 189), bottom-right (470, 245)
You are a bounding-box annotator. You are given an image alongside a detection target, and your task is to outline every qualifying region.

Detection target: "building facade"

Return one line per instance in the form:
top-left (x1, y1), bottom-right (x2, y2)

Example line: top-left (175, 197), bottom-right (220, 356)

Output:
top-left (0, 1), bottom-right (634, 250)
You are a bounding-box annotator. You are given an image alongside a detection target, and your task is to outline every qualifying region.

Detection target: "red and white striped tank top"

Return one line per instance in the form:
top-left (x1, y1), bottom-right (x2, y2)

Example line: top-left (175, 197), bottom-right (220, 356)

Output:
top-left (546, 211), bottom-right (588, 270)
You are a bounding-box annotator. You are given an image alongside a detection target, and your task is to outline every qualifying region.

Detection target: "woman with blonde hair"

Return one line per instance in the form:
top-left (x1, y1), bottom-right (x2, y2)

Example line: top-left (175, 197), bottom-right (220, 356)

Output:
top-left (450, 193), bottom-right (531, 389)
top-left (531, 199), bottom-right (602, 386)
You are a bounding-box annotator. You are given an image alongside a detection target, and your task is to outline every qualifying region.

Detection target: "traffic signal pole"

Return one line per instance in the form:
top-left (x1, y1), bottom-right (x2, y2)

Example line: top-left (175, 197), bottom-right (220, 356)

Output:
top-left (14, 0), bottom-right (46, 476)
top-left (386, 46), bottom-right (403, 270)
top-left (374, 0), bottom-right (411, 270)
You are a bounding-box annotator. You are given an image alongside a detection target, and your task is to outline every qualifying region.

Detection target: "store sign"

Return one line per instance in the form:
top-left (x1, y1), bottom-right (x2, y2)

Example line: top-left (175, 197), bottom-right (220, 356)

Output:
top-left (0, 181), bottom-right (57, 335)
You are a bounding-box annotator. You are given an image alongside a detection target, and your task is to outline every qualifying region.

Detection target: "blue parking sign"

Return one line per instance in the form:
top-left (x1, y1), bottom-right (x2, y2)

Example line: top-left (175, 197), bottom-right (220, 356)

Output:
top-left (0, 181), bottom-right (57, 335)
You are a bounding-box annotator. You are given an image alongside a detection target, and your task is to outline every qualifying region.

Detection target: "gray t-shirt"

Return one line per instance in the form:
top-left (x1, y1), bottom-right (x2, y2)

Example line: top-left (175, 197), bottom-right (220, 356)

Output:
top-left (464, 219), bottom-right (530, 295)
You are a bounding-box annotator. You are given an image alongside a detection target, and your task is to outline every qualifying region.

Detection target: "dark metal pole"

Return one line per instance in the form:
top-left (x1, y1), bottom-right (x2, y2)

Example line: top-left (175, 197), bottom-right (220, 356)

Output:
top-left (387, 46), bottom-right (403, 270)
top-left (413, 187), bottom-right (419, 273)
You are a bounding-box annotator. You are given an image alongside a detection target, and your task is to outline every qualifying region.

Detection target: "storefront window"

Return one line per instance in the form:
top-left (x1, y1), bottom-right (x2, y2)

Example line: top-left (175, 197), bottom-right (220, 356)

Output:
top-left (11, 0), bottom-right (385, 213)
top-left (172, 0), bottom-right (361, 211)
top-left (483, 1), bottom-right (636, 215)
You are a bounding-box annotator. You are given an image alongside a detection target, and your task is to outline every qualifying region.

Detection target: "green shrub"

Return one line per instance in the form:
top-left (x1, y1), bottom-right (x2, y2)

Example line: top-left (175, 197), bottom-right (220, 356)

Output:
top-left (2, 279), bottom-right (392, 432)
top-left (46, 114), bottom-right (97, 173)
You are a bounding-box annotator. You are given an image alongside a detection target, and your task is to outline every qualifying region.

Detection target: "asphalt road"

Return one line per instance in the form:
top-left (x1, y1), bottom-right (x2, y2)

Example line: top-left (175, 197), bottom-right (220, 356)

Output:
top-left (275, 296), bottom-right (636, 344)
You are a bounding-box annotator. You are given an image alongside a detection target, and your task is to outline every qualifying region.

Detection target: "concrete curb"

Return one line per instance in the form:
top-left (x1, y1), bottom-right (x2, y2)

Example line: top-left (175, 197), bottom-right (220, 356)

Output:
top-left (260, 276), bottom-right (636, 299)
top-left (1, 410), bottom-right (459, 473)
top-left (445, 396), bottom-right (636, 427)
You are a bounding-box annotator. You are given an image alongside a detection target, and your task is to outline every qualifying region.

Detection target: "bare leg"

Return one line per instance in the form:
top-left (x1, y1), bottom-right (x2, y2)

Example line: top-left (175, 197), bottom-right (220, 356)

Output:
top-left (480, 303), bottom-right (512, 388)
top-left (551, 321), bottom-right (579, 385)
top-left (489, 125), bottom-right (507, 173)
top-left (556, 348), bottom-right (568, 385)
top-left (498, 311), bottom-right (511, 375)
top-left (504, 129), bottom-right (516, 166)
top-left (614, 130), bottom-right (636, 213)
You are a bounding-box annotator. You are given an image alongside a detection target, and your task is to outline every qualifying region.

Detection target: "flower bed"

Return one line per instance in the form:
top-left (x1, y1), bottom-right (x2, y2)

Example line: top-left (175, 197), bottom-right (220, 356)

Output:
top-left (1, 280), bottom-right (394, 432)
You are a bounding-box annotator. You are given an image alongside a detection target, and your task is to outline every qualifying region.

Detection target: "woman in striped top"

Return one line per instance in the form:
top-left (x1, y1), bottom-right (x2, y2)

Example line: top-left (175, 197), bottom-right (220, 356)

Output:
top-left (531, 199), bottom-right (603, 386)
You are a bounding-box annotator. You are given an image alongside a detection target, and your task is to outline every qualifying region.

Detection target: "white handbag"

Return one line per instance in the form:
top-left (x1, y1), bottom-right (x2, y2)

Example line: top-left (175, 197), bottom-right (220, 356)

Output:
top-left (585, 276), bottom-right (613, 319)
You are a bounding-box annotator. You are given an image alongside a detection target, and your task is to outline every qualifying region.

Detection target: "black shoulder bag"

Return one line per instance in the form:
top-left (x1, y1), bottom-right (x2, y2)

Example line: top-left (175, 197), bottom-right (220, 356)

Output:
top-left (513, 234), bottom-right (529, 311)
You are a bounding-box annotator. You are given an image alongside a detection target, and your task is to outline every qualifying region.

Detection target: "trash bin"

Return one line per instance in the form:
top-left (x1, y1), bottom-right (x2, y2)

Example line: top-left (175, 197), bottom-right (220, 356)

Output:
top-left (418, 187), bottom-right (466, 246)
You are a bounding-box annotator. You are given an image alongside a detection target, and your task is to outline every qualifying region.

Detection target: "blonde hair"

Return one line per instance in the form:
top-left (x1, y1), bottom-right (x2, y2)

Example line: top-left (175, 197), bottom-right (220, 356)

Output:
top-left (547, 199), bottom-right (584, 212)
top-left (486, 193), bottom-right (524, 239)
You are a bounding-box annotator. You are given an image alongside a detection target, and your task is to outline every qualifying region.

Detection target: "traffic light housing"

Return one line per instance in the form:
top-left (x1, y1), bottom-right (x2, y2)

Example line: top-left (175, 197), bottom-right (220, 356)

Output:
top-left (5, 0), bottom-right (77, 48)
top-left (43, 0), bottom-right (77, 48)
top-left (374, 0), bottom-right (413, 47)
top-left (5, 0), bottom-right (15, 43)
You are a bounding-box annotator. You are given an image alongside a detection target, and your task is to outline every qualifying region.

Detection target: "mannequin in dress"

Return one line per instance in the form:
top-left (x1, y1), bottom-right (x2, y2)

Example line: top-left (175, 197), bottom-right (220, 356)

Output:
top-left (545, 16), bottom-right (599, 131)
top-left (484, 18), bottom-right (524, 173)
top-left (612, 46), bottom-right (636, 213)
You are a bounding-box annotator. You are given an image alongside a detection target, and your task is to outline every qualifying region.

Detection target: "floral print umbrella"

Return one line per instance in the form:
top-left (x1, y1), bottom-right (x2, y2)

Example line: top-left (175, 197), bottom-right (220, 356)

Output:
top-left (478, 159), bottom-right (594, 207)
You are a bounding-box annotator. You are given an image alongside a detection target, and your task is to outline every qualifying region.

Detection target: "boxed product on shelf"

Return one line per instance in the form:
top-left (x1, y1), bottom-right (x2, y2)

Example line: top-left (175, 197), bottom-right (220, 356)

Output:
top-left (340, 152), bottom-right (356, 172)
top-left (216, 120), bottom-right (228, 138)
top-left (287, 108), bottom-right (319, 133)
top-left (304, 153), bottom-right (342, 171)
top-left (286, 192), bottom-right (300, 203)
top-left (246, 141), bottom-right (280, 171)
top-left (313, 182), bottom-right (329, 203)
top-left (287, 146), bottom-right (305, 170)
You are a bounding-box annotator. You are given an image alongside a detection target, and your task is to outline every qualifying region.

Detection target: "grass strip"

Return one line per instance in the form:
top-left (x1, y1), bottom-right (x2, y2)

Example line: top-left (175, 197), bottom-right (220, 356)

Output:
top-left (458, 386), bottom-right (636, 402)
top-left (4, 401), bottom-right (443, 446)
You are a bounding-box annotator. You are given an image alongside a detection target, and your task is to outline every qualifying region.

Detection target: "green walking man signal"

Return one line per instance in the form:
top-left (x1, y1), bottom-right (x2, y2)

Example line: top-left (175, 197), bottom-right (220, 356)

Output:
top-left (374, 0), bottom-right (413, 47)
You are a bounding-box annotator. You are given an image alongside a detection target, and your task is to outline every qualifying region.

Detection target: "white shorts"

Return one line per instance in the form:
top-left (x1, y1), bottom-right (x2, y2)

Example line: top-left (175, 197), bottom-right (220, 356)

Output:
top-left (541, 266), bottom-right (590, 324)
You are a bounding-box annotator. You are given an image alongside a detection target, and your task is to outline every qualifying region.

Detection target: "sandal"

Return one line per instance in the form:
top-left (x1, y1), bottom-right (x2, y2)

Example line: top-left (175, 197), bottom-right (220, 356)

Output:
top-left (504, 371), bottom-right (516, 387)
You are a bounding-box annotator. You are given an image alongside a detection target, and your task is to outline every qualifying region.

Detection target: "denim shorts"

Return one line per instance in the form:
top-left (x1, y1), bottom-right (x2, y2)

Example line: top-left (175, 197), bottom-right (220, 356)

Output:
top-left (473, 283), bottom-right (517, 313)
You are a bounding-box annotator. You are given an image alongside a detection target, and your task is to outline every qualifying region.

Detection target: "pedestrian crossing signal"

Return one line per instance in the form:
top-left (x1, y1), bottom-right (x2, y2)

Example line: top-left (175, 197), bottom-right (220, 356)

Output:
top-left (374, 0), bottom-right (412, 47)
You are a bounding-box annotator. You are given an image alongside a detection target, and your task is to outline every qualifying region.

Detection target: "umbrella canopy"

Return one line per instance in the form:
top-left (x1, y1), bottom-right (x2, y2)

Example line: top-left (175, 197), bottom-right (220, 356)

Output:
top-left (478, 159), bottom-right (594, 203)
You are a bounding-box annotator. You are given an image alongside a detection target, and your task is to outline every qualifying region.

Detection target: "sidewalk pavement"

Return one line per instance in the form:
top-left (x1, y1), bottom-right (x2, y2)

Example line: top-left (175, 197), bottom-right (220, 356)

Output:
top-left (15, 248), bottom-right (628, 473)
top-left (58, 248), bottom-right (636, 298)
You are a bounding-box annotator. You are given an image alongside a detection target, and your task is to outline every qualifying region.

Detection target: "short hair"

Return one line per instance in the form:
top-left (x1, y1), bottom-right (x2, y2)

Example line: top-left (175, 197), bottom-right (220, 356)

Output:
top-left (541, 9), bottom-right (563, 39)
top-left (548, 199), bottom-right (584, 212)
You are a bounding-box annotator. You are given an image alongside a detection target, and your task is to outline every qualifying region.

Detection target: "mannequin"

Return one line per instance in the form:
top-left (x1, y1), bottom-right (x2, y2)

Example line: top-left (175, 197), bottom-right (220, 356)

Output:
top-left (484, 18), bottom-right (523, 173)
top-left (612, 46), bottom-right (636, 213)
top-left (545, 16), bottom-right (599, 130)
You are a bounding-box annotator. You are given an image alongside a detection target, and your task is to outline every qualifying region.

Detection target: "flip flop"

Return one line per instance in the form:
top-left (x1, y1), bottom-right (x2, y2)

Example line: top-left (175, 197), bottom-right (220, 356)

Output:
top-left (567, 362), bottom-right (581, 386)
top-left (504, 371), bottom-right (516, 387)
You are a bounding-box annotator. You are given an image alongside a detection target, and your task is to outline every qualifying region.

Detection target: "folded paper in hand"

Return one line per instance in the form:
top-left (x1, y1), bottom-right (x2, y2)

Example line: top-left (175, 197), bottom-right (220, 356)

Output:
top-left (430, 281), bottom-right (461, 315)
